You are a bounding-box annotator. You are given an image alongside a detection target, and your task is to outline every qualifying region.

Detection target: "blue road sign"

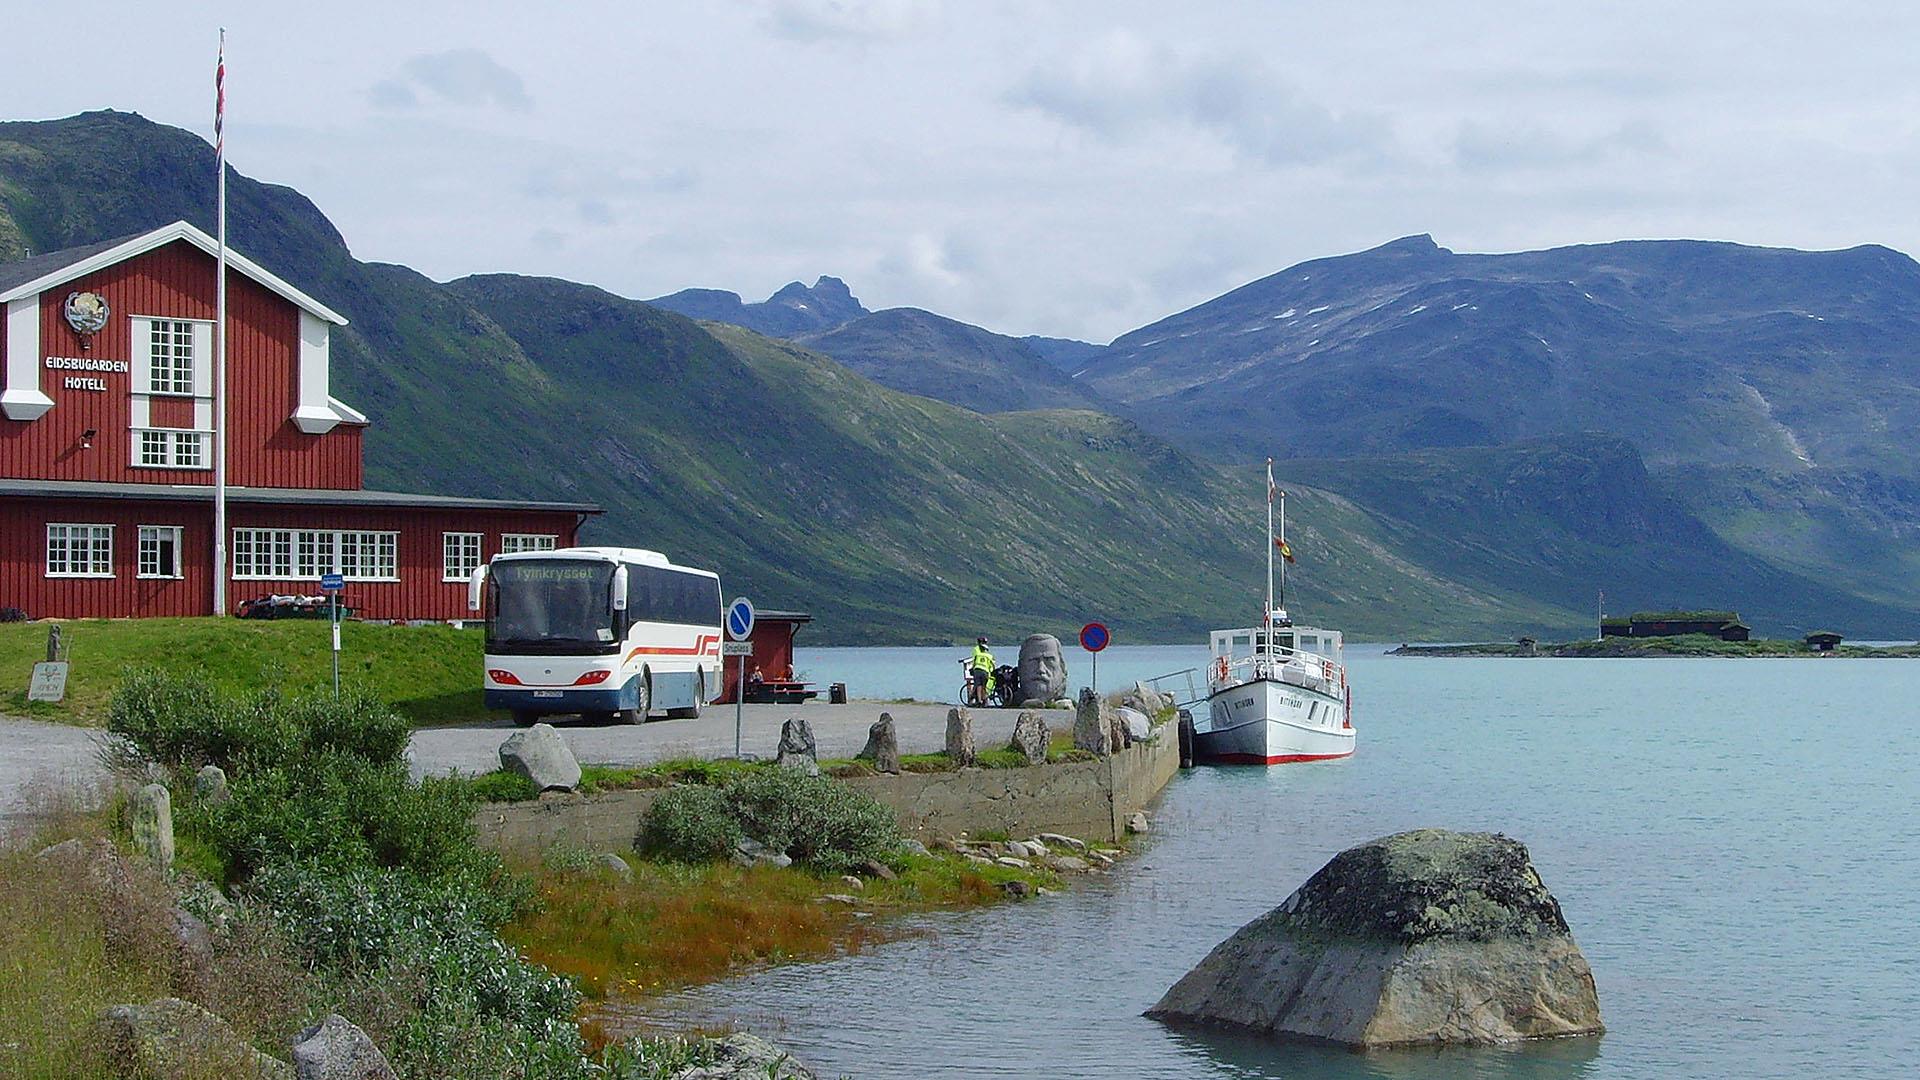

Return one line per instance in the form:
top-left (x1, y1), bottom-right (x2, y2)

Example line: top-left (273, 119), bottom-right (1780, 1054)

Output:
top-left (726, 597), bottom-right (756, 642)
top-left (320, 573), bottom-right (345, 592)
top-left (1080, 621), bottom-right (1110, 652)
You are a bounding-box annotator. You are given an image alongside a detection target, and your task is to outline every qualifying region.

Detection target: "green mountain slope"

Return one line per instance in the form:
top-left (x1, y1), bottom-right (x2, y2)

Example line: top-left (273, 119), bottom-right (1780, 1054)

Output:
top-left (0, 110), bottom-right (1568, 641)
top-left (791, 307), bottom-right (1109, 413)
top-left (2, 111), bottom-right (1910, 640)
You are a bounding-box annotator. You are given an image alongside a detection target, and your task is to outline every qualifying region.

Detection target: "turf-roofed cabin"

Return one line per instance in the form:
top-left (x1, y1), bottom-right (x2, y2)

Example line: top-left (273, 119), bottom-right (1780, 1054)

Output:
top-left (1600, 611), bottom-right (1750, 642)
top-left (0, 221), bottom-right (598, 620)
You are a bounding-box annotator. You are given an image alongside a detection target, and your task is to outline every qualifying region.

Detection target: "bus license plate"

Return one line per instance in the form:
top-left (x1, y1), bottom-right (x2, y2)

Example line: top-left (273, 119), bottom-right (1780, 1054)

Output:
top-left (531, 690), bottom-right (563, 699)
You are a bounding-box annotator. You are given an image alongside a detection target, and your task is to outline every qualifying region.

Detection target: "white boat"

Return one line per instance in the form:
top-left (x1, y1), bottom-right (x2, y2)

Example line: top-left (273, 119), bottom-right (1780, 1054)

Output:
top-left (1194, 461), bottom-right (1355, 765)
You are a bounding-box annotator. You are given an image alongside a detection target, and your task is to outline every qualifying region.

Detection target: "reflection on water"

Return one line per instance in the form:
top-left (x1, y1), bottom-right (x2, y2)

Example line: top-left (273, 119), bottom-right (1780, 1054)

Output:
top-left (600, 650), bottom-right (1920, 1079)
top-left (1162, 1026), bottom-right (1601, 1079)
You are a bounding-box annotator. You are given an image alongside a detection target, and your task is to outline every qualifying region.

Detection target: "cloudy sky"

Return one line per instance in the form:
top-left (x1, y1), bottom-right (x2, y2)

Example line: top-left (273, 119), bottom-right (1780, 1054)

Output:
top-left (7, 1), bottom-right (1920, 340)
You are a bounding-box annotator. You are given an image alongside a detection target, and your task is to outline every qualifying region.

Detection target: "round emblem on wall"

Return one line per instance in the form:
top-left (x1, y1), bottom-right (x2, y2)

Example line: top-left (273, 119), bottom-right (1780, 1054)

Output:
top-left (63, 291), bottom-right (110, 335)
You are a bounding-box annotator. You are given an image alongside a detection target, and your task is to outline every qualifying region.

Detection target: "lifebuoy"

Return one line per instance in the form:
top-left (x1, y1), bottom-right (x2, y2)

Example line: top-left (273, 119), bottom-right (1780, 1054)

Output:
top-left (1321, 659), bottom-right (1336, 682)
top-left (1214, 656), bottom-right (1231, 682)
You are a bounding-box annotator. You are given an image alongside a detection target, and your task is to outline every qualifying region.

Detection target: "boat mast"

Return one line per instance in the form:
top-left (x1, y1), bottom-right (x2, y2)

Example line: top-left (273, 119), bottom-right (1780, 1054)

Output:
top-left (1266, 457), bottom-right (1275, 653)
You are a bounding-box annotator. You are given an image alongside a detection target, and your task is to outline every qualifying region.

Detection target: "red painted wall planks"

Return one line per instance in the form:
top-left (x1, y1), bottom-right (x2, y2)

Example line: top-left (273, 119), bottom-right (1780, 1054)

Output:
top-left (0, 240), bottom-right (362, 489)
top-left (0, 498), bottom-right (581, 620)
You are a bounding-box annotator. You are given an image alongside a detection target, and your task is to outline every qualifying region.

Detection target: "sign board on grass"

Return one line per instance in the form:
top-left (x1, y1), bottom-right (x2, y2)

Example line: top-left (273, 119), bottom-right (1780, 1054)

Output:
top-left (320, 573), bottom-right (345, 592)
top-left (28, 661), bottom-right (69, 703)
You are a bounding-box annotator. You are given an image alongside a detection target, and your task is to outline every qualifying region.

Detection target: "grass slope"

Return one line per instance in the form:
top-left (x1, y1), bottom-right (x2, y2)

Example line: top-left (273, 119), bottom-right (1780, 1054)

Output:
top-left (0, 619), bottom-right (486, 726)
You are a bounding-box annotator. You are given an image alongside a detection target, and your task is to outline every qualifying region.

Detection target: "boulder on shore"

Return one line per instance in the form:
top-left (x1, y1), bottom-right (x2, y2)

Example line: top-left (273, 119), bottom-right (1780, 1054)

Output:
top-left (1147, 829), bottom-right (1603, 1048)
top-left (100, 997), bottom-right (293, 1079)
top-left (291, 1013), bottom-right (397, 1080)
top-left (498, 724), bottom-right (581, 792)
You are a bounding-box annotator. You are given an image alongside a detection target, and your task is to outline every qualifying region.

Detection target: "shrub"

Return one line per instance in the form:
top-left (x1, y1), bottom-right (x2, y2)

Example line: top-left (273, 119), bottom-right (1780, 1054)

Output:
top-left (186, 751), bottom-right (484, 886)
top-left (723, 767), bottom-right (899, 874)
top-left (640, 785), bottom-right (742, 863)
top-left (466, 769), bottom-right (539, 803)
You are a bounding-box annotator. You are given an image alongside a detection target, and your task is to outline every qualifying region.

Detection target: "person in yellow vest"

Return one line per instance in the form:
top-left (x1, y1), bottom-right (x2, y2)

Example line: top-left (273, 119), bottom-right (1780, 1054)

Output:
top-left (967, 636), bottom-right (995, 707)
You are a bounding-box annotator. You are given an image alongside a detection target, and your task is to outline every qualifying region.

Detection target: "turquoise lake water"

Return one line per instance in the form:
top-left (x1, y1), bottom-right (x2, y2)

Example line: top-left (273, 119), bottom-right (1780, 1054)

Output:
top-left (623, 645), bottom-right (1920, 1079)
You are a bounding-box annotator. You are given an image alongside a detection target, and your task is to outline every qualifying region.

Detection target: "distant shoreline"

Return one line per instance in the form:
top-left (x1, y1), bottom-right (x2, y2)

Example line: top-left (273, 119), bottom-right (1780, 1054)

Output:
top-left (1389, 636), bottom-right (1920, 658)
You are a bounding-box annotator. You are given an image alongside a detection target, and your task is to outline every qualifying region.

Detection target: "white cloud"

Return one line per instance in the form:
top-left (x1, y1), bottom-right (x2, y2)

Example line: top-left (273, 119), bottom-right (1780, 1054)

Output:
top-left (760, 0), bottom-right (938, 42)
top-left (1007, 30), bottom-right (1390, 167)
top-left (373, 49), bottom-right (531, 110)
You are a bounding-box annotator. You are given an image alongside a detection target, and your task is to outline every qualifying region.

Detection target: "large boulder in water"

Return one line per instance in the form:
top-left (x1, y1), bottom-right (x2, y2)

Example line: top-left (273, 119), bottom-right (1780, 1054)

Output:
top-left (1017, 634), bottom-right (1068, 704)
top-left (1148, 829), bottom-right (1603, 1048)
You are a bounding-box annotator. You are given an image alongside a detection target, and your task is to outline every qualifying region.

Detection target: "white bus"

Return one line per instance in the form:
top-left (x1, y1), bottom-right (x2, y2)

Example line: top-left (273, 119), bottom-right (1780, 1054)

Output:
top-left (469, 546), bottom-right (722, 725)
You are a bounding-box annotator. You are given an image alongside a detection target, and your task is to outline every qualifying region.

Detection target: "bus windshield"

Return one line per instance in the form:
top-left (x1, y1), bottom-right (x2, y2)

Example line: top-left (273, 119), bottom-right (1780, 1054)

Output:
top-left (488, 559), bottom-right (617, 654)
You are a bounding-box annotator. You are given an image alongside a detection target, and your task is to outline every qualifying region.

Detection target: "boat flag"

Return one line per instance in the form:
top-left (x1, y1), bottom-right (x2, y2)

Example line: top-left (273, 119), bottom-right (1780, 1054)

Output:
top-left (1274, 536), bottom-right (1296, 564)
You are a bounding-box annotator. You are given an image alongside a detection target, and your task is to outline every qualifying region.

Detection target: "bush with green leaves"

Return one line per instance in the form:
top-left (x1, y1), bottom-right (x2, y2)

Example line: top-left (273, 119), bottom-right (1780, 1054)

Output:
top-left (640, 784), bottom-right (742, 863)
top-left (642, 766), bottom-right (899, 874)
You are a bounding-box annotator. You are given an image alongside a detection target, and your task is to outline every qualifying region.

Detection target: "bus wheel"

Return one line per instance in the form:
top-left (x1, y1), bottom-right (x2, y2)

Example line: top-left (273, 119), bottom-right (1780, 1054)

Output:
top-left (511, 709), bottom-right (539, 727)
top-left (668, 673), bottom-right (703, 720)
top-left (618, 676), bottom-right (650, 724)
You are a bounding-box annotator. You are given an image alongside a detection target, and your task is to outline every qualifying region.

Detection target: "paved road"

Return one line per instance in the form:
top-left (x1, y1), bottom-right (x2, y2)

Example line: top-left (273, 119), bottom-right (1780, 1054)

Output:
top-left (1, 702), bottom-right (1075, 818)
top-left (0, 717), bottom-right (112, 824)
top-left (405, 701), bottom-right (1074, 779)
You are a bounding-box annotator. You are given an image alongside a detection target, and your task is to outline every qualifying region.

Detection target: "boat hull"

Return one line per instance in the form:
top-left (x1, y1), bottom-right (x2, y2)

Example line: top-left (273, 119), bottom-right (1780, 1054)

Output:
top-left (1198, 677), bottom-right (1354, 765)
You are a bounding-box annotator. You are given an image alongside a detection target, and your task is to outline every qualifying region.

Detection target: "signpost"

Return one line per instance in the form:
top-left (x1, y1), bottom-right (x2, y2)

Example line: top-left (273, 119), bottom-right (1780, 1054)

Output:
top-left (30, 623), bottom-right (70, 702)
top-left (726, 597), bottom-right (755, 758)
top-left (321, 573), bottom-right (345, 697)
top-left (1079, 621), bottom-right (1110, 697)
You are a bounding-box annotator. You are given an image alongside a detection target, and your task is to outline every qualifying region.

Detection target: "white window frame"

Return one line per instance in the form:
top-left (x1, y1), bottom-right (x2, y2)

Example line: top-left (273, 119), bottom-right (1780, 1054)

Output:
top-left (500, 533), bottom-right (559, 554)
top-left (46, 523), bottom-right (114, 578)
top-left (234, 528), bottom-right (398, 582)
top-left (132, 428), bottom-right (210, 470)
top-left (147, 318), bottom-right (197, 396)
top-left (442, 532), bottom-right (482, 582)
top-left (137, 525), bottom-right (185, 580)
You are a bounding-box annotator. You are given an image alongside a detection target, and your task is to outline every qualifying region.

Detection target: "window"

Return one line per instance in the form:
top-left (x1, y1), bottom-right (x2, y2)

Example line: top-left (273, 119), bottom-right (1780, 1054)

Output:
top-left (149, 319), bottom-right (195, 395)
top-left (47, 524), bottom-right (113, 577)
top-left (626, 566), bottom-right (721, 627)
top-left (234, 529), bottom-right (397, 581)
top-left (443, 532), bottom-right (482, 581)
top-left (338, 531), bottom-right (398, 581)
top-left (501, 533), bottom-right (558, 554)
top-left (134, 429), bottom-right (209, 469)
top-left (138, 526), bottom-right (183, 579)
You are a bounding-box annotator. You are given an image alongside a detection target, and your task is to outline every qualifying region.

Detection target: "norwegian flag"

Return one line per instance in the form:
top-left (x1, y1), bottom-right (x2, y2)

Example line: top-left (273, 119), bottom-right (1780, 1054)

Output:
top-left (214, 31), bottom-right (225, 154)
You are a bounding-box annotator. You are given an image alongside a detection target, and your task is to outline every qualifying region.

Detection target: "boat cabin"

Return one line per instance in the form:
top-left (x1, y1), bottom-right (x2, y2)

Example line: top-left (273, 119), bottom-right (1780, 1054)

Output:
top-left (1210, 625), bottom-right (1344, 665)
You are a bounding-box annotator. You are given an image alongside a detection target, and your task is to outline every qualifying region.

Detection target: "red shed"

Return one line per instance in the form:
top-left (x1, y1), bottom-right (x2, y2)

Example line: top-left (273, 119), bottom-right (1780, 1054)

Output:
top-left (0, 221), bottom-right (599, 620)
top-left (715, 610), bottom-right (814, 704)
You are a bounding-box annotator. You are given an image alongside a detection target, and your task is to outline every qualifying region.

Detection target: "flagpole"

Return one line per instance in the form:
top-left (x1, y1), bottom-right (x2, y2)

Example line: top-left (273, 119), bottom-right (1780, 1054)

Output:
top-left (1266, 458), bottom-right (1275, 652)
top-left (212, 29), bottom-right (228, 617)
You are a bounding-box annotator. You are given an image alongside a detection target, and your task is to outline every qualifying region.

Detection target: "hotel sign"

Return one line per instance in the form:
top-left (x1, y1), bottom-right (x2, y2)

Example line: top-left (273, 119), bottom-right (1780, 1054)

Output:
top-left (44, 355), bottom-right (129, 392)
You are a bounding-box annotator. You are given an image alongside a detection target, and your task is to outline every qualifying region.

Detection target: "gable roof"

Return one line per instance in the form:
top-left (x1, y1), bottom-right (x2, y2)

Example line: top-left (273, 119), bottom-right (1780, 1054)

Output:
top-left (0, 220), bottom-right (348, 325)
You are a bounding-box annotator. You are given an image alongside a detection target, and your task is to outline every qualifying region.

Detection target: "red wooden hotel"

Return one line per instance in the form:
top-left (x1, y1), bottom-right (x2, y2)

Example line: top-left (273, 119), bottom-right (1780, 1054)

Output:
top-left (0, 221), bottom-right (598, 620)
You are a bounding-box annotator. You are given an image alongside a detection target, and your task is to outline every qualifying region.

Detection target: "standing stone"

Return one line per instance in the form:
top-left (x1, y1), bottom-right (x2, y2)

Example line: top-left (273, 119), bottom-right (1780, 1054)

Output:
top-left (291, 1013), bottom-right (398, 1080)
top-left (1017, 634), bottom-right (1069, 704)
top-left (193, 764), bottom-right (230, 805)
top-left (1147, 830), bottom-right (1604, 1048)
top-left (1109, 709), bottom-right (1132, 751)
top-left (130, 783), bottom-right (174, 870)
top-left (945, 707), bottom-right (976, 767)
top-left (498, 724), bottom-right (581, 792)
top-left (1009, 711), bottom-right (1050, 765)
top-left (775, 717), bottom-right (820, 776)
top-left (858, 713), bottom-right (901, 774)
top-left (1073, 688), bottom-right (1112, 756)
